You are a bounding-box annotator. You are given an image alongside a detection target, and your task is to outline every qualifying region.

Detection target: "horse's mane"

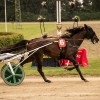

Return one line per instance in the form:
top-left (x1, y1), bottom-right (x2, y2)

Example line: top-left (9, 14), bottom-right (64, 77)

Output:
top-left (67, 26), bottom-right (84, 35)
top-left (60, 26), bottom-right (84, 38)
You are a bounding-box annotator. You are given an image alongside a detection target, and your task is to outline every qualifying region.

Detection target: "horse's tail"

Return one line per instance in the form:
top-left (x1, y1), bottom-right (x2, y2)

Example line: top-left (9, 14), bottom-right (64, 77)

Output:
top-left (0, 40), bottom-right (28, 53)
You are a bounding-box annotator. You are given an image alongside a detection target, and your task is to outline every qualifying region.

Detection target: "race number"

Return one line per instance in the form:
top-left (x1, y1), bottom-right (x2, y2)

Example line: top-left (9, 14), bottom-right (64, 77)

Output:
top-left (58, 39), bottom-right (66, 48)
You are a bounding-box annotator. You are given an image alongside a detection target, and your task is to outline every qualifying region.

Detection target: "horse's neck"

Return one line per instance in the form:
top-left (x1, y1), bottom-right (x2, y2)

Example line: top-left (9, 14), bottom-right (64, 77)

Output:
top-left (71, 31), bottom-right (86, 46)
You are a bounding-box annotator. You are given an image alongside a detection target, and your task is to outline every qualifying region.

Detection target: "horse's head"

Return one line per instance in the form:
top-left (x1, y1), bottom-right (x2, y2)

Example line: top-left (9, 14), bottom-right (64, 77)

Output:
top-left (84, 24), bottom-right (99, 44)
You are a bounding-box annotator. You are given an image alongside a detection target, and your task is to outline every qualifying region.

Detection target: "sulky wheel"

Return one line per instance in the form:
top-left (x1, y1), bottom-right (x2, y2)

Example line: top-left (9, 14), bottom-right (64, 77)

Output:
top-left (1, 62), bottom-right (25, 86)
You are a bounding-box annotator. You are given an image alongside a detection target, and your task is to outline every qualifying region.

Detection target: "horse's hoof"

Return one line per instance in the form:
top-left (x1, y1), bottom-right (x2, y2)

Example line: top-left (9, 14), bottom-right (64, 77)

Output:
top-left (45, 80), bottom-right (51, 83)
top-left (84, 79), bottom-right (89, 82)
top-left (66, 68), bottom-right (72, 71)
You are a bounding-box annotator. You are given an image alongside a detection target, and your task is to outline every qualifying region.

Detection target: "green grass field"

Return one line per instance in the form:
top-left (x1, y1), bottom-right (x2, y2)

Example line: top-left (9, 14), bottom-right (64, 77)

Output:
top-left (0, 23), bottom-right (56, 39)
top-left (23, 58), bottom-right (100, 76)
top-left (0, 22), bottom-right (100, 76)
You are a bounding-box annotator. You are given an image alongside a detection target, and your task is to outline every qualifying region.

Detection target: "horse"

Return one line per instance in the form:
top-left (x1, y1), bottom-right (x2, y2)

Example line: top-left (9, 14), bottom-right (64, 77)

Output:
top-left (0, 24), bottom-right (99, 83)
top-left (21, 24), bottom-right (99, 83)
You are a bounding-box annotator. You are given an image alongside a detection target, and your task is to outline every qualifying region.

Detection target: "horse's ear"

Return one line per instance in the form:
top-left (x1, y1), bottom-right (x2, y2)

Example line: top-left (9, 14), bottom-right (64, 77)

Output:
top-left (84, 24), bottom-right (88, 29)
top-left (84, 24), bottom-right (87, 27)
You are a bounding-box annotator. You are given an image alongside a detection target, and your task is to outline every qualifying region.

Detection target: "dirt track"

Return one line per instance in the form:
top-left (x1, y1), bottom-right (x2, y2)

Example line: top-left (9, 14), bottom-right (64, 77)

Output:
top-left (0, 76), bottom-right (100, 100)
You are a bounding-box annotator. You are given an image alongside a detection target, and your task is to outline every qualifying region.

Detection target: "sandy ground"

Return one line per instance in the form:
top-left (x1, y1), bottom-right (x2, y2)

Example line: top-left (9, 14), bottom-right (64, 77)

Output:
top-left (0, 76), bottom-right (100, 100)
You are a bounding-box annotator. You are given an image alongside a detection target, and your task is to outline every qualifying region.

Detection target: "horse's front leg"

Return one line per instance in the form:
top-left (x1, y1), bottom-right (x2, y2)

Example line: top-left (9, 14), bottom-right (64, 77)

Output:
top-left (68, 56), bottom-right (88, 82)
top-left (36, 55), bottom-right (51, 83)
top-left (66, 67), bottom-right (75, 71)
top-left (66, 54), bottom-right (76, 71)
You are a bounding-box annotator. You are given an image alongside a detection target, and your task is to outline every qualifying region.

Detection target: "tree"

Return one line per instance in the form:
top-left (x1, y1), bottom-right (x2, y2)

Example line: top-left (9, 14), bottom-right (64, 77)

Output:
top-left (0, 0), bottom-right (100, 22)
top-left (46, 0), bottom-right (56, 21)
top-left (83, 0), bottom-right (92, 12)
top-left (75, 0), bottom-right (82, 12)
top-left (92, 0), bottom-right (100, 12)
top-left (65, 0), bottom-right (82, 20)
top-left (0, 0), bottom-right (4, 21)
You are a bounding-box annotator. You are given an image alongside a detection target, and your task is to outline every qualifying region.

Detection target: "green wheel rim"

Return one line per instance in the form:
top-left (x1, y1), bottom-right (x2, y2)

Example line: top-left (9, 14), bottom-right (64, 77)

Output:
top-left (1, 62), bottom-right (25, 86)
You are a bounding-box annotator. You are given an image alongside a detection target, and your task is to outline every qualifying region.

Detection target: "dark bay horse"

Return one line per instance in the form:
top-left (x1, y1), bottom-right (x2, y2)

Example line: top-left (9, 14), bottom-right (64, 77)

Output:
top-left (21, 24), bottom-right (99, 83)
top-left (0, 24), bottom-right (99, 83)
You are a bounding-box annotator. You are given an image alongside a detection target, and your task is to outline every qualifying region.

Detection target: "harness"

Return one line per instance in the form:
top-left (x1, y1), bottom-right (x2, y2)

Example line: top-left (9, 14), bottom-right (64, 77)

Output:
top-left (57, 38), bottom-right (81, 59)
top-left (0, 37), bottom-right (83, 61)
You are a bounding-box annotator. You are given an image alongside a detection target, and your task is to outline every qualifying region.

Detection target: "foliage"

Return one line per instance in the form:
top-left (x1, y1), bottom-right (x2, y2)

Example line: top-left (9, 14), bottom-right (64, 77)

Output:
top-left (92, 0), bottom-right (100, 12)
top-left (79, 12), bottom-right (100, 20)
top-left (21, 12), bottom-right (38, 22)
top-left (82, 0), bottom-right (92, 12)
top-left (0, 32), bottom-right (24, 47)
top-left (0, 0), bottom-right (100, 22)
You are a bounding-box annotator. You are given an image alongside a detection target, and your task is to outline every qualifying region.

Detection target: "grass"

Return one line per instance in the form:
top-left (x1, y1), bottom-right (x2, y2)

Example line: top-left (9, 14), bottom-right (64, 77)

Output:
top-left (0, 22), bottom-right (100, 76)
top-left (23, 58), bottom-right (100, 76)
top-left (0, 23), bottom-right (56, 39)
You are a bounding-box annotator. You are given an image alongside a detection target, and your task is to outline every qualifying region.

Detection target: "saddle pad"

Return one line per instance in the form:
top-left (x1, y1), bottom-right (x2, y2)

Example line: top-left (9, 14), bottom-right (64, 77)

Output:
top-left (58, 39), bottom-right (66, 48)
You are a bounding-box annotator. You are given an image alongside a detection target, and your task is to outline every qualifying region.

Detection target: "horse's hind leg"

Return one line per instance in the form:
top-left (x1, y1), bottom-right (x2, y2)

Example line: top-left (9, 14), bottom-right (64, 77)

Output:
top-left (68, 56), bottom-right (88, 82)
top-left (36, 55), bottom-right (51, 83)
top-left (37, 62), bottom-right (51, 83)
